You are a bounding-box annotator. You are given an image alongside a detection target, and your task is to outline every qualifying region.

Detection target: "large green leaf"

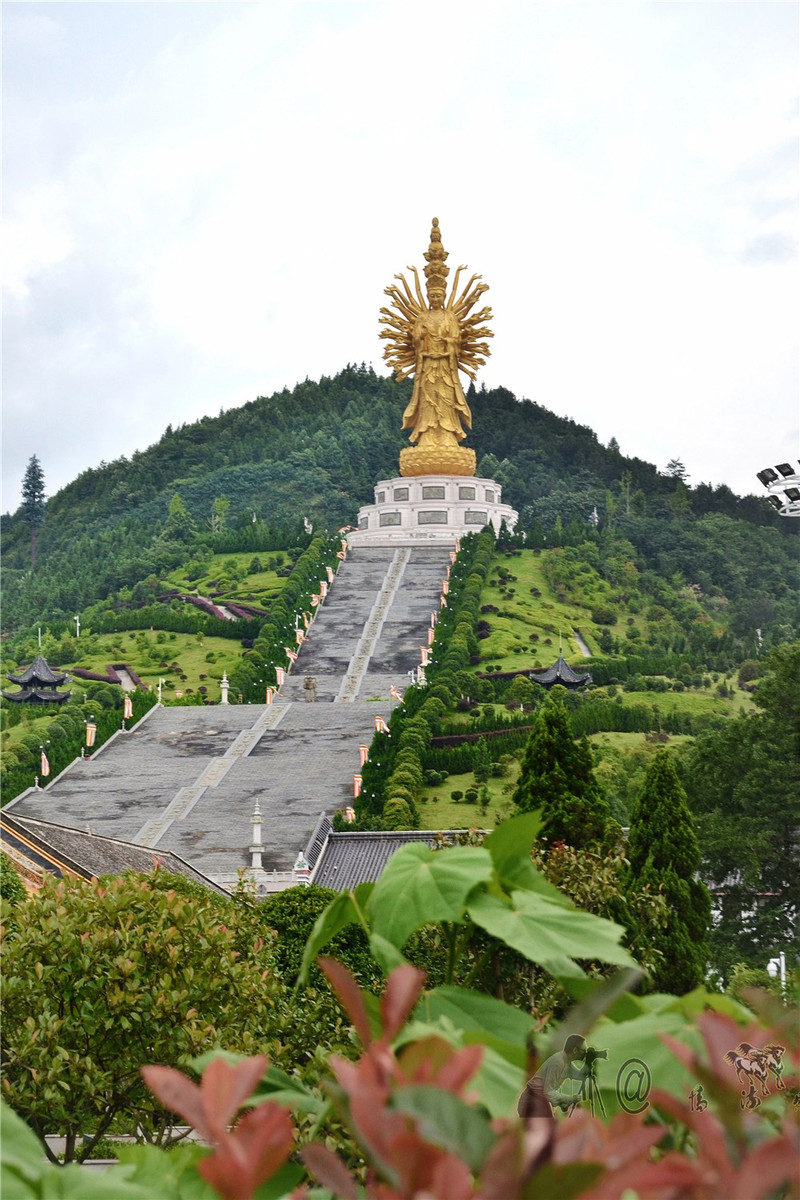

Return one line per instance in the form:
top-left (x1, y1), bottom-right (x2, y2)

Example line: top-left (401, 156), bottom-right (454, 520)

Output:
top-left (49, 1163), bottom-right (159, 1198)
top-left (483, 812), bottom-right (569, 903)
top-left (0, 1101), bottom-right (47, 1188)
top-left (462, 1028), bottom-right (527, 1071)
top-left (0, 1164), bottom-right (37, 1200)
top-left (0, 1104), bottom-right (154, 1199)
top-left (391, 1019), bottom-right (524, 1118)
top-left (537, 969), bottom-right (644, 1059)
top-left (418, 986), bottom-right (533, 1048)
top-left (112, 1144), bottom-right (216, 1199)
top-left (367, 844), bottom-right (494, 949)
top-left (298, 882), bottom-right (374, 983)
top-left (469, 1042), bottom-right (527, 1117)
top-left (467, 890), bottom-right (637, 972)
top-left (392, 1085), bottom-right (495, 1171)
top-left (252, 1162), bottom-right (306, 1200)
top-left (249, 1065), bottom-right (327, 1116)
top-left (368, 931), bottom-right (408, 974)
top-left (653, 986), bottom-right (755, 1022)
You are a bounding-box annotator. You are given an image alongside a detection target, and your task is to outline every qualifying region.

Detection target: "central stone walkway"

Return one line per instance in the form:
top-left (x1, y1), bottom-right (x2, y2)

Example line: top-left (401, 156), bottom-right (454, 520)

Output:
top-left (9, 544), bottom-right (452, 882)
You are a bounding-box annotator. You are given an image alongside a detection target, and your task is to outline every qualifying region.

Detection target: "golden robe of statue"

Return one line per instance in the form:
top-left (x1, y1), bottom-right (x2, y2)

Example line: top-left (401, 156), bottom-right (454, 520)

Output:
top-left (379, 218), bottom-right (493, 477)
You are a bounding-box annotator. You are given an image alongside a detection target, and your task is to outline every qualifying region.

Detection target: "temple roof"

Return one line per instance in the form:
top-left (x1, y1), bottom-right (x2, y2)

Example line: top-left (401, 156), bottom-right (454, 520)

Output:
top-left (0, 812), bottom-right (229, 896)
top-left (5, 655), bottom-right (71, 703)
top-left (528, 655), bottom-right (593, 688)
top-left (2, 687), bottom-right (71, 704)
top-left (7, 655), bottom-right (69, 687)
top-left (310, 825), bottom-right (477, 891)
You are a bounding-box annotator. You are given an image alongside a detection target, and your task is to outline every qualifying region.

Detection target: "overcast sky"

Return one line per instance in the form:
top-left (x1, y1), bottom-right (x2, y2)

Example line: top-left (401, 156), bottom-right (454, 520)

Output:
top-left (3, 1), bottom-right (798, 514)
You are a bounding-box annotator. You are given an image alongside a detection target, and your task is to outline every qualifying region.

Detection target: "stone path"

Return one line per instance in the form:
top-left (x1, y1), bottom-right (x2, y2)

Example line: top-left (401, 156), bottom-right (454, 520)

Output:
top-left (573, 630), bottom-right (592, 658)
top-left (9, 544), bottom-right (453, 882)
top-left (114, 666), bottom-right (137, 691)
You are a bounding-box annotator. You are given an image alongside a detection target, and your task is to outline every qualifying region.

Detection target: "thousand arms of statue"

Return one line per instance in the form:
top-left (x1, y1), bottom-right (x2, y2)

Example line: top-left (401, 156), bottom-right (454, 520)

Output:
top-left (379, 217), bottom-right (493, 477)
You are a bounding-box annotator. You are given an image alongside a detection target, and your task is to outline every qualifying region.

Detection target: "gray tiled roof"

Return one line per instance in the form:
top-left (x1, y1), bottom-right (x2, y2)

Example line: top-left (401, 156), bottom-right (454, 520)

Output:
top-left (1, 812), bottom-right (229, 895)
top-left (311, 830), bottom-right (471, 891)
top-left (305, 813), bottom-right (333, 869)
top-left (6, 655), bottom-right (69, 686)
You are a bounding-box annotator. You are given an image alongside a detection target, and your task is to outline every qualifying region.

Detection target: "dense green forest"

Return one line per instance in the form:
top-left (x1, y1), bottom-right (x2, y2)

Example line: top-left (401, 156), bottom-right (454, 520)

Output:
top-left (1, 365), bottom-right (797, 647)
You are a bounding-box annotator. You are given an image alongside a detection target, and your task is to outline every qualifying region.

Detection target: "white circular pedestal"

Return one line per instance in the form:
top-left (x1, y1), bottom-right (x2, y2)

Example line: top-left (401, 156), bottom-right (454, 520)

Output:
top-left (347, 475), bottom-right (518, 546)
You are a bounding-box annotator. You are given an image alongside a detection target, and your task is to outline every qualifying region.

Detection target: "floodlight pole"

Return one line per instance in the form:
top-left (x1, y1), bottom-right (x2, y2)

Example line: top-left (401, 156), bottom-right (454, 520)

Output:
top-left (767, 952), bottom-right (786, 992)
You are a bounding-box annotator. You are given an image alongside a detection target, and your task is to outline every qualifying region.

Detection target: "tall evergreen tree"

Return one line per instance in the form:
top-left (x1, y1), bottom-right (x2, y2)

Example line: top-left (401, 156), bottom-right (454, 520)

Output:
top-left (683, 641), bottom-right (800, 980)
top-left (20, 455), bottom-right (46, 566)
top-left (628, 750), bottom-right (710, 993)
top-left (512, 694), bottom-right (609, 848)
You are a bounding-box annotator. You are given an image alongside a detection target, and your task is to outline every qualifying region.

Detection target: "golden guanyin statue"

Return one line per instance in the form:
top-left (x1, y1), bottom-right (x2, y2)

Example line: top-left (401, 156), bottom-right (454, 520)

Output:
top-left (380, 218), bottom-right (493, 477)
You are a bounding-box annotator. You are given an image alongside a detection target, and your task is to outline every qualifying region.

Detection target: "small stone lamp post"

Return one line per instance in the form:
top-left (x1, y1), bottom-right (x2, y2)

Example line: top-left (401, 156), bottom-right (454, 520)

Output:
top-left (249, 801), bottom-right (264, 870)
top-left (220, 672), bottom-right (230, 705)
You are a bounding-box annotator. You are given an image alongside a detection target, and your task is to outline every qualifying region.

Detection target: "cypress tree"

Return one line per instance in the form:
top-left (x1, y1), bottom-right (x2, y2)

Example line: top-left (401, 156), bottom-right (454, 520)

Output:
top-left (21, 454), bottom-right (46, 566)
top-left (627, 750), bottom-right (710, 993)
top-left (512, 695), bottom-right (609, 848)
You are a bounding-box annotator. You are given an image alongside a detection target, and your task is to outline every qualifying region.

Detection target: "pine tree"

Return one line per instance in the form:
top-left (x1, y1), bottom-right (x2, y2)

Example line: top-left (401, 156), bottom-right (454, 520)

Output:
top-left (512, 695), bottom-right (609, 849)
top-left (21, 455), bottom-right (46, 566)
top-left (627, 750), bottom-right (710, 993)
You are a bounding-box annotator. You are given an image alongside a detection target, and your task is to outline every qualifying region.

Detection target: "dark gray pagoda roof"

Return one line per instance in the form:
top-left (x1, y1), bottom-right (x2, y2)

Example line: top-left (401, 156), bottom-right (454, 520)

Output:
top-left (310, 829), bottom-right (474, 891)
top-left (7, 655), bottom-right (69, 686)
top-left (1, 812), bottom-right (229, 896)
top-left (2, 687), bottom-right (71, 704)
top-left (528, 655), bottom-right (592, 688)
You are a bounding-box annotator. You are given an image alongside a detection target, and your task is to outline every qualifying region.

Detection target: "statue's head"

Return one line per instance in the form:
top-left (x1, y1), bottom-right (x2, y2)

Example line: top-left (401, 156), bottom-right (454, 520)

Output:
top-left (424, 216), bottom-right (449, 309)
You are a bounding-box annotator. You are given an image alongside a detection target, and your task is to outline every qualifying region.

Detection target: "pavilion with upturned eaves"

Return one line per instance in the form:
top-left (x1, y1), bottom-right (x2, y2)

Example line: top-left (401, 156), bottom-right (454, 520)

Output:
top-left (528, 655), bottom-right (593, 690)
top-left (3, 655), bottom-right (71, 705)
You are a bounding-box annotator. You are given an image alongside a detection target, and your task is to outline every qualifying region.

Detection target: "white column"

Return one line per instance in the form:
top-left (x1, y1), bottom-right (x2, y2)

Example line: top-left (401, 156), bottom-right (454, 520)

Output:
top-left (249, 801), bottom-right (264, 869)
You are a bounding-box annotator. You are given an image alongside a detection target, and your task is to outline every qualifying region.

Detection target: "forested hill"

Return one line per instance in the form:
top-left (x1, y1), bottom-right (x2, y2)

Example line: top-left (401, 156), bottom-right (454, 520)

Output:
top-left (2, 364), bottom-right (797, 640)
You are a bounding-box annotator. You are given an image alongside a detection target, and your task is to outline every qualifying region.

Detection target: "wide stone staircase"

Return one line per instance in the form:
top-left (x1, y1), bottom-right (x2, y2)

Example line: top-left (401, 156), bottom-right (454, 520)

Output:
top-left (9, 545), bottom-right (452, 884)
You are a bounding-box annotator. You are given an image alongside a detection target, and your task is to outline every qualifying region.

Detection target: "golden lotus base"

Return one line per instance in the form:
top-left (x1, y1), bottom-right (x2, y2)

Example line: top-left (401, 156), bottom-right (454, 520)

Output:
top-left (399, 445), bottom-right (476, 477)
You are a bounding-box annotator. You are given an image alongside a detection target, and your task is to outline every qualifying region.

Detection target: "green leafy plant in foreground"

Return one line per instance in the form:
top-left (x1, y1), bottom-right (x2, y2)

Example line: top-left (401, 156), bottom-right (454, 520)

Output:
top-left (3, 964), bottom-right (796, 1199)
top-left (2, 812), bottom-right (798, 1198)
